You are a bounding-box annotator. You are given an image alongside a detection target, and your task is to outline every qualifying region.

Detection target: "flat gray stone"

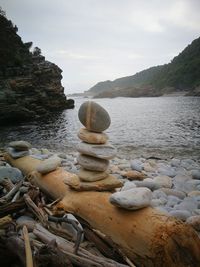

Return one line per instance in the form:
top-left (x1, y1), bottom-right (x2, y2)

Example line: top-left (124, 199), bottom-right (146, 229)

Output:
top-left (9, 140), bottom-right (31, 151)
top-left (7, 147), bottom-right (30, 159)
top-left (0, 166), bottom-right (23, 183)
top-left (191, 169), bottom-right (200, 180)
top-left (76, 142), bottom-right (117, 160)
top-left (110, 187), bottom-right (152, 210)
top-left (36, 156), bottom-right (61, 174)
top-left (77, 154), bottom-right (109, 172)
top-left (78, 101), bottom-right (111, 132)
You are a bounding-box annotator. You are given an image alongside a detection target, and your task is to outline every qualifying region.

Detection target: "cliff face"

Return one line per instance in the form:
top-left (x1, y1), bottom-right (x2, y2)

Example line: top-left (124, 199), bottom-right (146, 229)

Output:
top-left (0, 12), bottom-right (74, 124)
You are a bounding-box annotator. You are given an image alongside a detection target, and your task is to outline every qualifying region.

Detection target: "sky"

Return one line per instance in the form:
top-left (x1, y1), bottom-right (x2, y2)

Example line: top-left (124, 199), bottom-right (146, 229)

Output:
top-left (0, 0), bottom-right (200, 94)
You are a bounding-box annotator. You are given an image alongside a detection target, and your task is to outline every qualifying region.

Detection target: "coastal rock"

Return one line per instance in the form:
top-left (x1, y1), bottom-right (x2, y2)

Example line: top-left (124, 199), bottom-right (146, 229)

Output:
top-left (121, 181), bottom-right (136, 191)
top-left (157, 166), bottom-right (176, 177)
top-left (174, 197), bottom-right (198, 213)
top-left (78, 101), bottom-right (111, 132)
top-left (77, 154), bottom-right (109, 172)
top-left (171, 158), bottom-right (181, 167)
top-left (186, 215), bottom-right (200, 231)
top-left (0, 166), bottom-right (23, 183)
top-left (153, 175), bottom-right (172, 188)
top-left (191, 169), bottom-right (200, 180)
top-left (130, 159), bottom-right (143, 172)
top-left (65, 174), bottom-right (122, 191)
top-left (78, 168), bottom-right (109, 182)
top-left (123, 170), bottom-right (145, 180)
top-left (110, 187), bottom-right (152, 210)
top-left (8, 140), bottom-right (31, 151)
top-left (6, 147), bottom-right (30, 159)
top-left (159, 188), bottom-right (186, 199)
top-left (36, 156), bottom-right (61, 174)
top-left (166, 196), bottom-right (181, 207)
top-left (169, 210), bottom-right (191, 221)
top-left (78, 128), bottom-right (108, 144)
top-left (76, 142), bottom-right (117, 160)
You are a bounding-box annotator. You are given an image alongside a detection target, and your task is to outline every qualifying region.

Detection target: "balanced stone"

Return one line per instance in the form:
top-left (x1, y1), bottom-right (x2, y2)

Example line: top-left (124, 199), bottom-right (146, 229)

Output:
top-left (78, 101), bottom-right (111, 132)
top-left (76, 142), bottom-right (117, 160)
top-left (78, 168), bottom-right (109, 182)
top-left (77, 154), bottom-right (109, 172)
top-left (36, 156), bottom-right (61, 174)
top-left (0, 166), bottom-right (23, 183)
top-left (65, 174), bottom-right (122, 191)
top-left (8, 140), bottom-right (31, 151)
top-left (7, 147), bottom-right (30, 159)
top-left (78, 128), bottom-right (108, 144)
top-left (110, 187), bottom-right (152, 210)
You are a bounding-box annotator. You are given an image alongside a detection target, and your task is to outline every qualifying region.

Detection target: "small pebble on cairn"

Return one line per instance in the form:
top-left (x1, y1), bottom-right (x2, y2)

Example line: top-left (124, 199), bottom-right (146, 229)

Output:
top-left (76, 101), bottom-right (121, 189)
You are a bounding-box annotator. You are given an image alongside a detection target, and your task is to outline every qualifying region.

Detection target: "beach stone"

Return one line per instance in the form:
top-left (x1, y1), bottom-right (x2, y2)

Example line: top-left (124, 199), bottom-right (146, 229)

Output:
top-left (0, 166), bottom-right (23, 183)
top-left (78, 128), bottom-right (108, 144)
top-left (169, 210), bottom-right (191, 221)
top-left (61, 214), bottom-right (84, 242)
top-left (157, 166), bottom-right (176, 177)
top-left (181, 159), bottom-right (196, 170)
top-left (166, 196), bottom-right (181, 207)
top-left (76, 142), bottom-right (116, 160)
top-left (143, 162), bottom-right (157, 172)
top-left (110, 187), bottom-right (152, 210)
top-left (123, 170), bottom-right (145, 180)
top-left (188, 191), bottom-right (200, 197)
top-left (191, 169), bottom-right (200, 180)
top-left (77, 154), bottom-right (109, 172)
top-left (16, 215), bottom-right (36, 230)
top-left (153, 175), bottom-right (172, 188)
top-left (171, 158), bottom-right (181, 167)
top-left (130, 159), bottom-right (143, 172)
top-left (152, 189), bottom-right (167, 199)
top-left (36, 156), bottom-right (61, 174)
top-left (174, 197), bottom-right (198, 213)
top-left (78, 101), bottom-right (111, 132)
top-left (9, 140), bottom-right (31, 151)
top-left (65, 174), bottom-right (122, 191)
top-left (134, 178), bottom-right (157, 191)
top-left (6, 147), bottom-right (30, 159)
top-left (121, 181), bottom-right (136, 191)
top-left (151, 198), bottom-right (167, 207)
top-left (78, 168), bottom-right (108, 182)
top-left (159, 188), bottom-right (186, 199)
top-left (186, 215), bottom-right (200, 231)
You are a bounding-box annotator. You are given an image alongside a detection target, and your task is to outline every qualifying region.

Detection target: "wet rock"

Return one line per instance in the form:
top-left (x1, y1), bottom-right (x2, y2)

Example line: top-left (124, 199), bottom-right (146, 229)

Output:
top-left (153, 175), bottom-right (172, 188)
top-left (110, 187), bottom-right (152, 210)
top-left (78, 101), bottom-right (111, 132)
top-left (76, 142), bottom-right (117, 160)
top-left (78, 168), bottom-right (109, 182)
top-left (36, 156), bottom-right (61, 174)
top-left (6, 147), bottom-right (30, 159)
top-left (78, 128), bottom-right (108, 144)
top-left (0, 166), bottom-right (23, 183)
top-left (77, 154), bottom-right (109, 172)
top-left (169, 210), bottom-right (191, 221)
top-left (130, 159), bottom-right (143, 172)
top-left (186, 215), bottom-right (200, 231)
top-left (8, 140), bottom-right (31, 151)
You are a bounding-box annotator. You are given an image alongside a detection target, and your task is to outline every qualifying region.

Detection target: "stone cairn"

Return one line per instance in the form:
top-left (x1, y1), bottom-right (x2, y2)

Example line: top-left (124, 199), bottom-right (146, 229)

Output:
top-left (76, 101), bottom-right (121, 191)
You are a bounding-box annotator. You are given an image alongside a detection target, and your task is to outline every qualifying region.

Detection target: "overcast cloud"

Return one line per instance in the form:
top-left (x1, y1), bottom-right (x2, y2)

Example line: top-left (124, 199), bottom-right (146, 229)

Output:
top-left (0, 0), bottom-right (200, 93)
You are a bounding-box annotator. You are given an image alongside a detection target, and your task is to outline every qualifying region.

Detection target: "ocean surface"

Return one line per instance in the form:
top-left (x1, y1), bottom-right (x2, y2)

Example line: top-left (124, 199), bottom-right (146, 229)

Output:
top-left (0, 97), bottom-right (200, 159)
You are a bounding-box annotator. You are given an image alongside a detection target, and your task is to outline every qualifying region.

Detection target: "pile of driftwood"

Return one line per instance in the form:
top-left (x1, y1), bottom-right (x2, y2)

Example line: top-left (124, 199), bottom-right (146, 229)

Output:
top-left (0, 174), bottom-right (131, 267)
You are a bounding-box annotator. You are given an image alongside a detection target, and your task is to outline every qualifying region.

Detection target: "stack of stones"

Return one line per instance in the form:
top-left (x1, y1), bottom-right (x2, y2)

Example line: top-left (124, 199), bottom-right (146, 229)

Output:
top-left (76, 101), bottom-right (121, 190)
top-left (7, 141), bottom-right (31, 159)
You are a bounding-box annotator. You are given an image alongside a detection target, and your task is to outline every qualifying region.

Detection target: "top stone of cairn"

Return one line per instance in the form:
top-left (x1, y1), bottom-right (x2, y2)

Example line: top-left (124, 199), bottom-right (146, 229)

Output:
top-left (78, 101), bottom-right (111, 132)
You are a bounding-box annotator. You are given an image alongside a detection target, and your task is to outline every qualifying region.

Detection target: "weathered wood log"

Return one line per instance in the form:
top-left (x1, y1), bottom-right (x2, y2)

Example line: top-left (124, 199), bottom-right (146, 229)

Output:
top-left (5, 154), bottom-right (200, 267)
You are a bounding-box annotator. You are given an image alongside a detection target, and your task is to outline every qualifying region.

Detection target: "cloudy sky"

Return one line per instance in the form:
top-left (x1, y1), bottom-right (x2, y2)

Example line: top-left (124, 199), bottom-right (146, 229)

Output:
top-left (1, 0), bottom-right (200, 93)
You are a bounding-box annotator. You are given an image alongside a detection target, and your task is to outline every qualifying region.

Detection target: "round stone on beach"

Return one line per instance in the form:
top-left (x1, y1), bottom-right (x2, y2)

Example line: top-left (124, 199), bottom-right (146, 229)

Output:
top-left (9, 140), bottom-right (32, 151)
top-left (110, 187), bottom-right (152, 210)
top-left (78, 168), bottom-right (109, 182)
top-left (78, 101), bottom-right (111, 132)
top-left (0, 166), bottom-right (23, 183)
top-left (77, 154), bottom-right (109, 172)
top-left (123, 170), bottom-right (146, 180)
top-left (76, 142), bottom-right (117, 160)
top-left (78, 128), bottom-right (108, 144)
top-left (36, 156), bottom-right (61, 174)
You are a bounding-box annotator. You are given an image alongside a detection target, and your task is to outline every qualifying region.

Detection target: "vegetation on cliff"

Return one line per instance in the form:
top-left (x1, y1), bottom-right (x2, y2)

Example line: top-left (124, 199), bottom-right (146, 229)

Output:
top-left (86, 36), bottom-right (200, 98)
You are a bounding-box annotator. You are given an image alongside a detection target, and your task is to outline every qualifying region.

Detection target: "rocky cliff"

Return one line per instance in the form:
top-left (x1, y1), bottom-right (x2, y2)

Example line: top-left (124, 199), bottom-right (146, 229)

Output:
top-left (0, 10), bottom-right (74, 124)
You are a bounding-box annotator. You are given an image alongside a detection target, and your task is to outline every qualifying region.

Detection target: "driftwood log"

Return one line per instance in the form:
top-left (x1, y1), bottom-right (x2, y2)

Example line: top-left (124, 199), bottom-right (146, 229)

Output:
top-left (4, 154), bottom-right (200, 267)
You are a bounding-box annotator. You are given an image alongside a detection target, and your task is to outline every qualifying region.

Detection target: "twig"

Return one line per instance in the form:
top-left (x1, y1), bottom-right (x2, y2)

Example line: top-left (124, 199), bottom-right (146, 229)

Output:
top-left (0, 177), bottom-right (14, 192)
top-left (22, 225), bottom-right (33, 267)
top-left (0, 215), bottom-right (12, 228)
top-left (0, 180), bottom-right (23, 203)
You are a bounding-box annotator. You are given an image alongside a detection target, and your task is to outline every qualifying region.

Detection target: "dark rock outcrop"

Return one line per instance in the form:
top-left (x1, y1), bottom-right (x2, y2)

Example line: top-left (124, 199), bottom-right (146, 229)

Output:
top-left (0, 11), bottom-right (74, 124)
